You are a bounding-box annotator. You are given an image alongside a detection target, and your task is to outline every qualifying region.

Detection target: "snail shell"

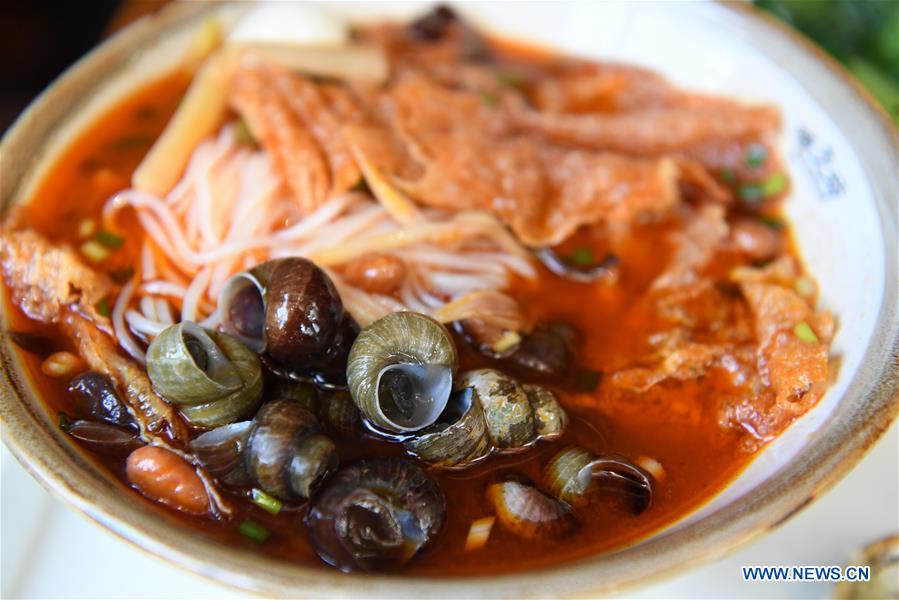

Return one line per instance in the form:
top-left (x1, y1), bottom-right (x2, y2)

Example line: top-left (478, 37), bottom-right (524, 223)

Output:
top-left (347, 312), bottom-right (457, 433)
top-left (405, 370), bottom-right (567, 468)
top-left (545, 446), bottom-right (653, 514)
top-left (146, 322), bottom-right (262, 427)
top-left (457, 369), bottom-right (535, 448)
top-left (488, 478), bottom-right (577, 540)
top-left (320, 390), bottom-right (362, 437)
top-left (305, 457), bottom-right (446, 572)
top-left (522, 384), bottom-right (566, 440)
top-left (404, 387), bottom-right (491, 467)
top-left (219, 257), bottom-right (355, 385)
top-left (245, 399), bottom-right (339, 500)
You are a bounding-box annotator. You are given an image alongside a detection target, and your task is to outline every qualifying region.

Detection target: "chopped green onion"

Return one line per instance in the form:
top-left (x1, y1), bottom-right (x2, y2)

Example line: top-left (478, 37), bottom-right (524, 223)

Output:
top-left (59, 413), bottom-right (70, 432)
top-left (250, 488), bottom-right (283, 515)
top-left (794, 321), bottom-right (819, 344)
top-left (95, 297), bottom-right (111, 318)
top-left (94, 230), bottom-right (124, 249)
top-left (233, 119), bottom-right (257, 148)
top-left (573, 369), bottom-right (601, 392)
top-left (761, 172), bottom-right (788, 197)
top-left (77, 219), bottom-right (96, 239)
top-left (738, 183), bottom-right (764, 204)
top-left (495, 70), bottom-right (525, 87)
top-left (80, 240), bottom-right (111, 263)
top-left (745, 143), bottom-right (768, 168)
top-left (795, 276), bottom-right (816, 298)
top-left (720, 169), bottom-right (737, 184)
top-left (758, 215), bottom-right (785, 230)
top-left (238, 519), bottom-right (271, 544)
top-left (479, 92), bottom-right (499, 107)
top-left (569, 247), bottom-right (594, 267)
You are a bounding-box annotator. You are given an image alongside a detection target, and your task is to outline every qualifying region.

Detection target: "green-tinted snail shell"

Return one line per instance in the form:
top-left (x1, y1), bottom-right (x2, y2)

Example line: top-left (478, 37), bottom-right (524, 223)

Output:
top-left (458, 369), bottom-right (534, 448)
top-left (347, 312), bottom-right (457, 433)
top-left (405, 370), bottom-right (567, 468)
top-left (147, 322), bottom-right (262, 427)
top-left (545, 446), bottom-right (653, 514)
top-left (523, 384), bottom-right (566, 440)
top-left (404, 387), bottom-right (491, 467)
top-left (245, 399), bottom-right (339, 500)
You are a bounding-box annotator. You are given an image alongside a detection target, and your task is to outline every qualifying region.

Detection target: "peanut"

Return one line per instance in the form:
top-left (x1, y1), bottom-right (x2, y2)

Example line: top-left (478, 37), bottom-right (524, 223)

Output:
top-left (341, 253), bottom-right (407, 295)
top-left (126, 446), bottom-right (209, 515)
top-left (41, 351), bottom-right (85, 379)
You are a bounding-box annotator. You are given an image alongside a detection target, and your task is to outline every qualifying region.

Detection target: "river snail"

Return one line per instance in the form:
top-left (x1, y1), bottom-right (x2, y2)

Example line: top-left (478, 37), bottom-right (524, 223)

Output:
top-left (404, 369), bottom-right (566, 468)
top-left (190, 399), bottom-right (338, 501)
top-left (544, 446), bottom-right (653, 514)
top-left (305, 457), bottom-right (446, 572)
top-left (487, 478), bottom-right (577, 540)
top-left (219, 257), bottom-right (358, 387)
top-left (320, 390), bottom-right (363, 437)
top-left (347, 312), bottom-right (457, 434)
top-left (146, 322), bottom-right (263, 428)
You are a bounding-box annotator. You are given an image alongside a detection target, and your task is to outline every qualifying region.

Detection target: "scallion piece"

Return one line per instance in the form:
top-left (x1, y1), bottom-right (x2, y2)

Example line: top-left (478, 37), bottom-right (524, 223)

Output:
top-left (59, 413), bottom-right (70, 432)
top-left (761, 172), bottom-right (788, 197)
top-left (234, 119), bottom-right (257, 148)
top-left (95, 297), bottom-right (111, 318)
top-left (794, 321), bottom-right (819, 344)
top-left (758, 215), bottom-right (785, 230)
top-left (738, 183), bottom-right (764, 204)
top-left (569, 247), bottom-right (594, 267)
top-left (80, 240), bottom-right (110, 263)
top-left (745, 143), bottom-right (768, 168)
top-left (250, 488), bottom-right (283, 515)
top-left (94, 230), bottom-right (124, 249)
top-left (495, 70), bottom-right (525, 87)
top-left (77, 219), bottom-right (96, 240)
top-left (720, 169), bottom-right (737, 184)
top-left (479, 92), bottom-right (499, 107)
top-left (237, 519), bottom-right (271, 544)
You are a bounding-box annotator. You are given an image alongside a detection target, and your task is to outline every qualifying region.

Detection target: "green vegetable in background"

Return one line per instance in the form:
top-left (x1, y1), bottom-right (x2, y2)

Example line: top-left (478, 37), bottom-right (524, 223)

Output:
top-left (754, 0), bottom-right (899, 124)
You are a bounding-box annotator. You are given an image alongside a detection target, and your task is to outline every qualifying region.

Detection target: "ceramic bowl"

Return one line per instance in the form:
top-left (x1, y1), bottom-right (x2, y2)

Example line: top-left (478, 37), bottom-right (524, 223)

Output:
top-left (1, 2), bottom-right (896, 597)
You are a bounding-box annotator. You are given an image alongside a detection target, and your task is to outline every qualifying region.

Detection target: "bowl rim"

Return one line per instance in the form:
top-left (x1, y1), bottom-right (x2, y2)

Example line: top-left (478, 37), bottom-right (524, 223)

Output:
top-left (1, 1), bottom-right (896, 597)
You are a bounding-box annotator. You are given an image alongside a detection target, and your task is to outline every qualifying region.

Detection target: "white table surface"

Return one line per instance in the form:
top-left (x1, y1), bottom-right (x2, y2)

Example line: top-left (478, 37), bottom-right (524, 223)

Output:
top-left (1, 421), bottom-right (896, 599)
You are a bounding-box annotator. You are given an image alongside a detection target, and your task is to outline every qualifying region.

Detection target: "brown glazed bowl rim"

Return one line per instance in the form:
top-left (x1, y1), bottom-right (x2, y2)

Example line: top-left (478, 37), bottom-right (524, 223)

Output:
top-left (1, 2), bottom-right (896, 597)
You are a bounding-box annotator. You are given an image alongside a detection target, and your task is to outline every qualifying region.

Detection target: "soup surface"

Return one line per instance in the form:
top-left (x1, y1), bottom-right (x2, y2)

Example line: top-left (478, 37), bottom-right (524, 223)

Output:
top-left (0, 6), bottom-right (834, 576)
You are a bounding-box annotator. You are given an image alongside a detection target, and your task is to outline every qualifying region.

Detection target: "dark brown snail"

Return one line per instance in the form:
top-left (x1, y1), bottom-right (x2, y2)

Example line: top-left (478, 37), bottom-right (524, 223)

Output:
top-left (190, 399), bottom-right (338, 500)
top-left (68, 371), bottom-right (134, 428)
top-left (305, 457), bottom-right (446, 572)
top-left (219, 257), bottom-right (357, 386)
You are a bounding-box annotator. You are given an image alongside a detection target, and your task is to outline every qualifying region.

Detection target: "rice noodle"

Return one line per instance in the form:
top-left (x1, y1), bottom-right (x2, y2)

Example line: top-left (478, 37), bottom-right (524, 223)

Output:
top-left (104, 124), bottom-right (534, 347)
